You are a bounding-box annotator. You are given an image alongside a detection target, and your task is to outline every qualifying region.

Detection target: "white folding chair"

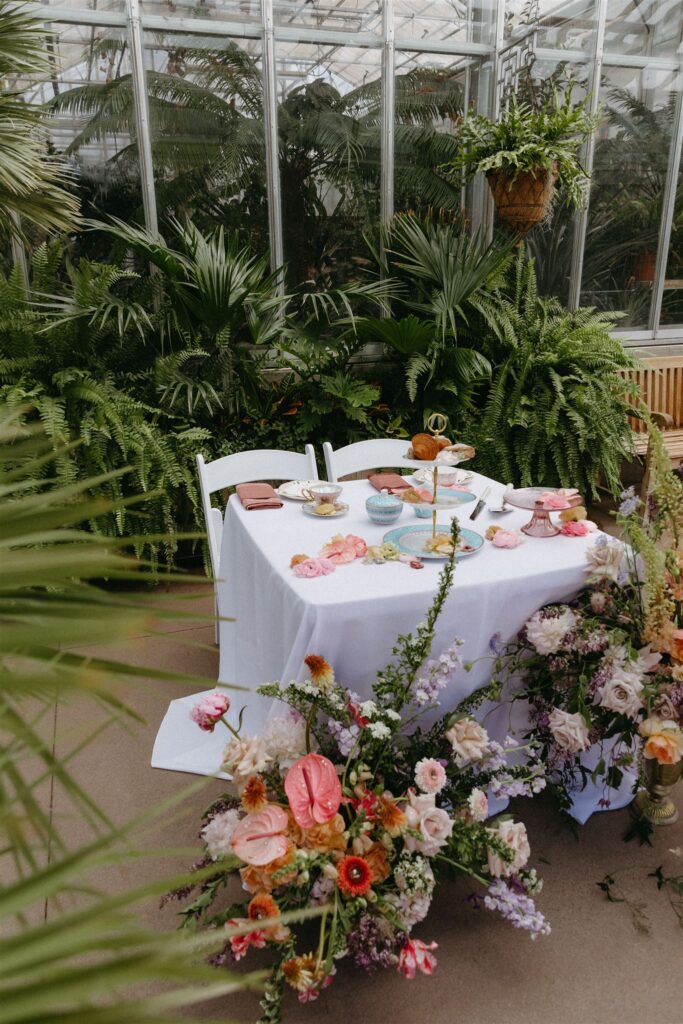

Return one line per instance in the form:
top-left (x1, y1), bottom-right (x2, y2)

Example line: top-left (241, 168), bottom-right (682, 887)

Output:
top-left (196, 445), bottom-right (318, 642)
top-left (322, 438), bottom-right (410, 483)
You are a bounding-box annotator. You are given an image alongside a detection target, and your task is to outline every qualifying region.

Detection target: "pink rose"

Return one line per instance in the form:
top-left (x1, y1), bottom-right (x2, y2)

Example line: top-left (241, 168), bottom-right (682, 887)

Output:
top-left (560, 520), bottom-right (597, 537)
top-left (486, 819), bottom-right (531, 878)
top-left (491, 529), bottom-right (524, 549)
top-left (293, 557), bottom-right (336, 578)
top-left (397, 939), bottom-right (438, 979)
top-left (190, 691), bottom-right (230, 732)
top-left (403, 790), bottom-right (453, 856)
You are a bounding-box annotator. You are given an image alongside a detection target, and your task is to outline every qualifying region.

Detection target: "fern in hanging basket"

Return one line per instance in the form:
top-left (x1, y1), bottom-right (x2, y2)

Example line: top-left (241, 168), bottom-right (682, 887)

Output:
top-left (443, 89), bottom-right (600, 235)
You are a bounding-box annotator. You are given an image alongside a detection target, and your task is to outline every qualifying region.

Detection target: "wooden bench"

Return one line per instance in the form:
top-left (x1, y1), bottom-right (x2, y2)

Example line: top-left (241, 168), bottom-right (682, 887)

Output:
top-left (626, 355), bottom-right (683, 461)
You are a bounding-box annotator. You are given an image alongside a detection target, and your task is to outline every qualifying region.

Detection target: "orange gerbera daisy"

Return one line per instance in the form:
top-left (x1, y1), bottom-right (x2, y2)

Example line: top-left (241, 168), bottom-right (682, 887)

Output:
top-left (248, 893), bottom-right (290, 942)
top-left (304, 654), bottom-right (335, 691)
top-left (337, 855), bottom-right (372, 897)
top-left (241, 775), bottom-right (268, 812)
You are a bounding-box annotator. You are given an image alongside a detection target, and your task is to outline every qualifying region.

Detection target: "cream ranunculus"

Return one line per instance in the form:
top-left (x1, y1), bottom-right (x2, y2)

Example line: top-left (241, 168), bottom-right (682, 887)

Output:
top-left (547, 708), bottom-right (591, 753)
top-left (487, 819), bottom-right (531, 878)
top-left (445, 718), bottom-right (490, 766)
top-left (403, 791), bottom-right (454, 857)
top-left (222, 735), bottom-right (271, 785)
top-left (595, 667), bottom-right (644, 719)
top-left (525, 608), bottom-right (577, 656)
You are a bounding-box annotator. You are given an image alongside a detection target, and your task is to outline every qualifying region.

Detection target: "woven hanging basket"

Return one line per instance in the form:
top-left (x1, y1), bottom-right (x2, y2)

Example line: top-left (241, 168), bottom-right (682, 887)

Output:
top-left (486, 162), bottom-right (559, 237)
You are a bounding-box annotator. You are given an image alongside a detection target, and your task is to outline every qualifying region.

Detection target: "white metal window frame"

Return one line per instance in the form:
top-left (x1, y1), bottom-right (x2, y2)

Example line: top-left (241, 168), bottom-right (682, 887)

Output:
top-left (18, 1), bottom-right (683, 350)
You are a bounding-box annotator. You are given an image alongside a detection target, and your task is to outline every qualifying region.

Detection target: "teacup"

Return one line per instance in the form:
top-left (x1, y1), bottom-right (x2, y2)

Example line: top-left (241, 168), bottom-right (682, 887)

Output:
top-left (302, 483), bottom-right (343, 506)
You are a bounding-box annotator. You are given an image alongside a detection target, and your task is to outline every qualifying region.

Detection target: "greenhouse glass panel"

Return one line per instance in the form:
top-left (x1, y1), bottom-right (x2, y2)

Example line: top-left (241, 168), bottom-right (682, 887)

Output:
top-left (660, 146), bottom-right (683, 326)
top-left (12, 20), bottom-right (142, 258)
top-left (605, 0), bottom-right (683, 59)
top-left (395, 0), bottom-right (497, 49)
top-left (581, 64), bottom-right (679, 328)
top-left (273, 0), bottom-right (381, 35)
top-left (520, 0), bottom-right (598, 53)
top-left (142, 30), bottom-right (267, 253)
top-left (392, 50), bottom-right (482, 224)
top-left (139, 0), bottom-right (261, 26)
top-left (275, 39), bottom-right (382, 289)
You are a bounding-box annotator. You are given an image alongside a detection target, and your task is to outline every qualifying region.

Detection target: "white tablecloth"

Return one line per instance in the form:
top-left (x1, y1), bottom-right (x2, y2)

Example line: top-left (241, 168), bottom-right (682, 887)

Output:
top-left (151, 474), bottom-right (636, 820)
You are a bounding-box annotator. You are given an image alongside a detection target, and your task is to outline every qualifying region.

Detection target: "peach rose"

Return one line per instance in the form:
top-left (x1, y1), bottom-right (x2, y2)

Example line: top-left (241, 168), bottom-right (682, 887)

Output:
top-left (639, 717), bottom-right (683, 765)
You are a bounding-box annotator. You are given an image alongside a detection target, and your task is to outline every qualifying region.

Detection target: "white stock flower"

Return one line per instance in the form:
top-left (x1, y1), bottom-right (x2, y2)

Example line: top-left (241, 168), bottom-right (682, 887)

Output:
top-left (385, 891), bottom-right (432, 929)
top-left (547, 708), bottom-right (591, 753)
top-left (201, 809), bottom-right (241, 860)
top-left (525, 608), bottom-right (577, 656)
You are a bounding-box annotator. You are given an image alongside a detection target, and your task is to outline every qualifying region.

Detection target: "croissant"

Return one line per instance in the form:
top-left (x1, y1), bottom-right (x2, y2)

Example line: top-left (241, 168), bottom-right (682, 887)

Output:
top-left (435, 436), bottom-right (452, 451)
top-left (410, 433), bottom-right (439, 460)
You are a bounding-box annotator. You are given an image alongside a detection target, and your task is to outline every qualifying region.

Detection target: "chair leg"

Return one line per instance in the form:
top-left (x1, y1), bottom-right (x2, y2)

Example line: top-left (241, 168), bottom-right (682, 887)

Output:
top-left (214, 587), bottom-right (220, 646)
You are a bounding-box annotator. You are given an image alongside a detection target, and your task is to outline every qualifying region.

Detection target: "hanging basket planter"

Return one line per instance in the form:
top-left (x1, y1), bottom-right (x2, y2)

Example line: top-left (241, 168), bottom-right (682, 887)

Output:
top-left (486, 162), bottom-right (559, 237)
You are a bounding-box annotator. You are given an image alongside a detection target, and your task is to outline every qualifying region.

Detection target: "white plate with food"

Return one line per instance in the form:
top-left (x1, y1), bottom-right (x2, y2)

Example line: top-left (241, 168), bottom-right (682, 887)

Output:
top-left (302, 501), bottom-right (350, 519)
top-left (276, 479), bottom-right (328, 501)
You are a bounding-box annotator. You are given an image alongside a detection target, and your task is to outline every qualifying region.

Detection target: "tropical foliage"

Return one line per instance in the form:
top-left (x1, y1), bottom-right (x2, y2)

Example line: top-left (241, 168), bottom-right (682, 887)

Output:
top-left (0, 406), bottom-right (269, 1022)
top-left (471, 256), bottom-right (637, 497)
top-left (0, 1), bottom-right (80, 241)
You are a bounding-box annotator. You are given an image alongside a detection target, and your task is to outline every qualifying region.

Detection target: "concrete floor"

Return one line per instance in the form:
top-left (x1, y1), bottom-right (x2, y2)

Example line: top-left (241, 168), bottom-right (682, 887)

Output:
top-left (50, 582), bottom-right (683, 1024)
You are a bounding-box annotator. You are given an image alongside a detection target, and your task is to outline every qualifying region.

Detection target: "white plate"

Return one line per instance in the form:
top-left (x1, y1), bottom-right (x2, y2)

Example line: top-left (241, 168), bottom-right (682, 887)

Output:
top-left (276, 479), bottom-right (328, 501)
top-left (302, 501), bottom-right (350, 519)
top-left (412, 467), bottom-right (473, 486)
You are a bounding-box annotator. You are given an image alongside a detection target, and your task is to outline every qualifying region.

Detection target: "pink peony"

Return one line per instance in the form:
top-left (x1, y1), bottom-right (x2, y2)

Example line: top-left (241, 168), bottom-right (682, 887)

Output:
top-left (225, 919), bottom-right (267, 960)
top-left (491, 529), bottom-right (524, 549)
top-left (397, 938), bottom-right (438, 979)
top-left (292, 557), bottom-right (336, 578)
top-left (285, 752), bottom-right (342, 829)
top-left (538, 491), bottom-right (571, 510)
top-left (414, 758), bottom-right (447, 794)
top-left (560, 520), bottom-right (597, 537)
top-left (190, 691), bottom-right (230, 732)
top-left (344, 534), bottom-right (367, 557)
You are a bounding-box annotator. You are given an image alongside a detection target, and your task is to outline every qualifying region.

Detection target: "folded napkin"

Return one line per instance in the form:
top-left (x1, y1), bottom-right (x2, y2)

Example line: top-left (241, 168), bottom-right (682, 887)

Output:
top-left (368, 473), bottom-right (412, 493)
top-left (235, 482), bottom-right (283, 510)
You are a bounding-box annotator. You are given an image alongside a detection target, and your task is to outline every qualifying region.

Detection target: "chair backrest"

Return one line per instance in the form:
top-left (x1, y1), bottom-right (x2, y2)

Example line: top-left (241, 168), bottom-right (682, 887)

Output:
top-left (196, 445), bottom-right (318, 575)
top-left (623, 356), bottom-right (683, 433)
top-left (323, 439), bottom-right (410, 483)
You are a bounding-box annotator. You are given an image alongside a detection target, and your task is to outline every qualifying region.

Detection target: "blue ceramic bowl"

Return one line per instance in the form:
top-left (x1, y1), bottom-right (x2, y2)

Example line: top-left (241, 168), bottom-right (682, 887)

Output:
top-left (366, 492), bottom-right (403, 525)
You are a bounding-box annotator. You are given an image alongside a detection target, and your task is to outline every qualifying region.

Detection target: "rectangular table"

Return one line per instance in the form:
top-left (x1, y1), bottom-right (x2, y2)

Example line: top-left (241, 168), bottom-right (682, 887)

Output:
top-left (216, 473), bottom-right (597, 732)
top-left (152, 472), bottom-right (637, 820)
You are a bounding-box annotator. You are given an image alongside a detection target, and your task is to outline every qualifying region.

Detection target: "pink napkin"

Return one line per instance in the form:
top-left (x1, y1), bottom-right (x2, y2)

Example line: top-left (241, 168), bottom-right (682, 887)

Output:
top-left (369, 473), bottom-right (411, 493)
top-left (235, 483), bottom-right (283, 510)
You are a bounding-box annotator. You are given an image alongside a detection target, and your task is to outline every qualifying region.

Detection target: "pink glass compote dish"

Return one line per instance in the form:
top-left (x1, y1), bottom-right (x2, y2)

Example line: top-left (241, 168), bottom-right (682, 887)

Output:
top-left (502, 486), bottom-right (582, 538)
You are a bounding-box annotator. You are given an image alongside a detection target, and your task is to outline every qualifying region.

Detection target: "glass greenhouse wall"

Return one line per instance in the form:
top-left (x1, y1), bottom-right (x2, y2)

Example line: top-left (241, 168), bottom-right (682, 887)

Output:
top-left (10, 0), bottom-right (683, 348)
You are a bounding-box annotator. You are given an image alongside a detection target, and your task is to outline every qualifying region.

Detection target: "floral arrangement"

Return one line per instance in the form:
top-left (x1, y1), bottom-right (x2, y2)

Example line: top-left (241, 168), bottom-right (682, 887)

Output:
top-left (290, 533), bottom-right (424, 575)
top-left (490, 424), bottom-right (683, 813)
top-left (171, 522), bottom-right (549, 1023)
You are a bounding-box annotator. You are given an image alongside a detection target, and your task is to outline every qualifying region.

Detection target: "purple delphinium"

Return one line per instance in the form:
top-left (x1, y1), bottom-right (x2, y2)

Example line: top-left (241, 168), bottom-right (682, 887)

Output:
top-left (346, 914), bottom-right (403, 973)
top-left (328, 718), bottom-right (360, 756)
top-left (484, 878), bottom-right (550, 938)
top-left (488, 631), bottom-right (504, 655)
top-left (618, 486), bottom-right (639, 517)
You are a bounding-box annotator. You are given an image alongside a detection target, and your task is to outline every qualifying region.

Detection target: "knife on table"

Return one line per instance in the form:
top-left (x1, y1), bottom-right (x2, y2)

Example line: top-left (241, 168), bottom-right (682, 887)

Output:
top-left (469, 485), bottom-right (491, 520)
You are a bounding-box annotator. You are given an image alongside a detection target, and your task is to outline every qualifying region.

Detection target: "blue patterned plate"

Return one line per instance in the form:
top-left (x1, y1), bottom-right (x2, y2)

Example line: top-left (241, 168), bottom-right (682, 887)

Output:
top-left (383, 524), bottom-right (484, 560)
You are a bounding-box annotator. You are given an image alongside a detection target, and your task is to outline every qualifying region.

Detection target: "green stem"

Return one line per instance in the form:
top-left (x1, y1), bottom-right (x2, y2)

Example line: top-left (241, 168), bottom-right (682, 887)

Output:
top-left (305, 702), bottom-right (317, 754)
top-left (219, 715), bottom-right (241, 740)
top-left (437, 854), bottom-right (490, 888)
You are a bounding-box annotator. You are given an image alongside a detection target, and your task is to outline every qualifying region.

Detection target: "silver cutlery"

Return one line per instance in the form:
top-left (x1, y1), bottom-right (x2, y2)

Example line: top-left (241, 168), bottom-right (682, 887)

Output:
top-left (469, 485), bottom-right (491, 520)
top-left (488, 484), bottom-right (514, 514)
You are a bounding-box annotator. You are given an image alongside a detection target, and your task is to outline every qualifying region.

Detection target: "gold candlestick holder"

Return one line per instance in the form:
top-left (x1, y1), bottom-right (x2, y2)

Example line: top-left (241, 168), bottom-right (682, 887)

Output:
top-left (632, 757), bottom-right (683, 826)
